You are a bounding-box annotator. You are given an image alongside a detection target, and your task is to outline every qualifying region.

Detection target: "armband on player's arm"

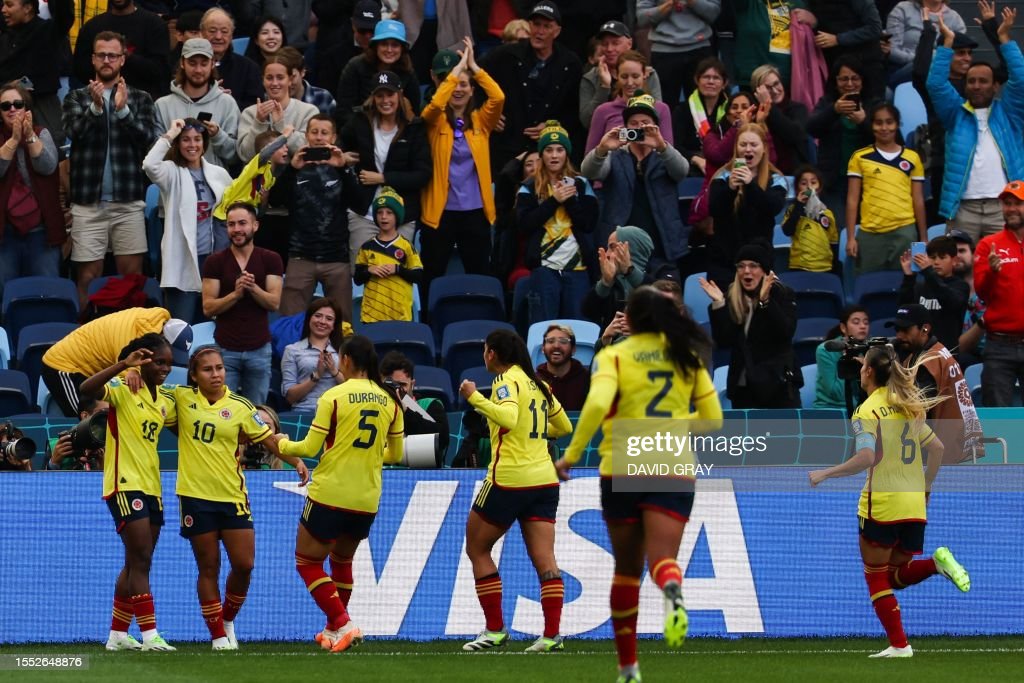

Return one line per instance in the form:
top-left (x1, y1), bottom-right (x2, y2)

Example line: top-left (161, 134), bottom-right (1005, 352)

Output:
top-left (854, 432), bottom-right (876, 453)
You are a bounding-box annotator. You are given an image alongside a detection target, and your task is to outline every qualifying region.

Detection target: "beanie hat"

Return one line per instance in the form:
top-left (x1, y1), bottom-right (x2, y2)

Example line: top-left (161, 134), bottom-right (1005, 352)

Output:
top-left (734, 241), bottom-right (773, 272)
top-left (374, 186), bottom-right (405, 226)
top-left (537, 120), bottom-right (572, 155)
top-left (622, 90), bottom-right (659, 124)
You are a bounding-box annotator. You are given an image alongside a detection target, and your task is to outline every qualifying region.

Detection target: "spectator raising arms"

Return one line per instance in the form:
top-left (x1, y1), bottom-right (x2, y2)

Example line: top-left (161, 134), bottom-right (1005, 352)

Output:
top-left (236, 56), bottom-right (317, 162)
top-left (280, 297), bottom-right (346, 412)
top-left (143, 118), bottom-right (233, 324)
top-left (335, 19), bottom-right (421, 129)
top-left (419, 38), bottom-right (504, 306)
top-left (516, 120), bottom-right (598, 325)
top-left (583, 227), bottom-right (655, 334)
top-left (579, 20), bottom-right (664, 130)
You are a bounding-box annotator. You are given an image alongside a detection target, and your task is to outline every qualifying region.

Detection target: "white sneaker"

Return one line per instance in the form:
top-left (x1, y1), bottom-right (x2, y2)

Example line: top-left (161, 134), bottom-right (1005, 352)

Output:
top-left (869, 644), bottom-right (913, 658)
top-left (212, 636), bottom-right (236, 651)
top-left (224, 621), bottom-right (237, 648)
top-left (141, 634), bottom-right (176, 652)
top-left (105, 632), bottom-right (143, 651)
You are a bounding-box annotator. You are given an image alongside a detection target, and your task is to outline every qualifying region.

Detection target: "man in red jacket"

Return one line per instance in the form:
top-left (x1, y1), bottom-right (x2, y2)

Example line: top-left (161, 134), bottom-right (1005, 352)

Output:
top-left (973, 180), bottom-right (1024, 406)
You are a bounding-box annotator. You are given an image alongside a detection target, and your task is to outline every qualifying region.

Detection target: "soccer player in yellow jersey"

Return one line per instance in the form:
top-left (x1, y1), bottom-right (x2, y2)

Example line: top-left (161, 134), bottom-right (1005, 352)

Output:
top-left (810, 345), bottom-right (971, 658)
top-left (79, 333), bottom-right (177, 653)
top-left (277, 335), bottom-right (404, 653)
top-left (168, 346), bottom-right (307, 651)
top-left (555, 287), bottom-right (723, 683)
top-left (458, 329), bottom-right (572, 653)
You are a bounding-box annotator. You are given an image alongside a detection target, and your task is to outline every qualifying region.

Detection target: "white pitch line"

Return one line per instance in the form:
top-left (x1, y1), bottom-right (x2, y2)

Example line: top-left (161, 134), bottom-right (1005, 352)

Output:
top-left (78, 647), bottom-right (1024, 657)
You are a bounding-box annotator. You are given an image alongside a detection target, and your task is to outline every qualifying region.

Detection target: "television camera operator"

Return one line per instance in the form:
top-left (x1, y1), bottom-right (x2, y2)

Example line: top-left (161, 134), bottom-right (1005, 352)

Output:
top-left (380, 351), bottom-right (448, 468)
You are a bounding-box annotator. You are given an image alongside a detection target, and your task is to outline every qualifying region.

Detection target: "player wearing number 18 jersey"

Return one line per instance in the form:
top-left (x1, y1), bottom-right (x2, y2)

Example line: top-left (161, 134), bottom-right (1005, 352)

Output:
top-left (459, 329), bottom-right (572, 653)
top-left (556, 287), bottom-right (723, 683)
top-left (810, 345), bottom-right (971, 658)
top-left (278, 335), bottom-right (404, 653)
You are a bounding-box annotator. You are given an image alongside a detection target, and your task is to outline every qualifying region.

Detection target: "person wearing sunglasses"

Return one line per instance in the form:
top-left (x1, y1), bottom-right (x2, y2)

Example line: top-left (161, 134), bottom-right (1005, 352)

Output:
top-left (0, 80), bottom-right (63, 296)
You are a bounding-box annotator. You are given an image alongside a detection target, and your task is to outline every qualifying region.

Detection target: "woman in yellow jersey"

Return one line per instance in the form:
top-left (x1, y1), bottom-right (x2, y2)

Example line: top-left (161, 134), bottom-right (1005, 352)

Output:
top-left (80, 333), bottom-right (177, 653)
top-left (555, 287), bottom-right (723, 683)
top-left (458, 329), bottom-right (572, 653)
top-left (276, 335), bottom-right (404, 653)
top-left (810, 345), bottom-right (971, 658)
top-left (168, 345), bottom-right (308, 651)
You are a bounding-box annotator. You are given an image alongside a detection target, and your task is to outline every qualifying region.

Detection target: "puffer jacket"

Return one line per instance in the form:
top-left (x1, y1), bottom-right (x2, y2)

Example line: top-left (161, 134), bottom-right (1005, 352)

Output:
top-left (927, 41), bottom-right (1024, 220)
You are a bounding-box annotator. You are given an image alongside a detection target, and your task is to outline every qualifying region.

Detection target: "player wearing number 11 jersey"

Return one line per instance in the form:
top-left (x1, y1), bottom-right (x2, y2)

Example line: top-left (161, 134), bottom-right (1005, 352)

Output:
top-left (278, 335), bottom-right (404, 653)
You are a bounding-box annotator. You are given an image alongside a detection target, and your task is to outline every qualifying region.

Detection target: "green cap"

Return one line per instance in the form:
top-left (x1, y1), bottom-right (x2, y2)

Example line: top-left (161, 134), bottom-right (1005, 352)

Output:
top-left (432, 49), bottom-right (459, 78)
top-left (374, 186), bottom-right (405, 226)
top-left (537, 120), bottom-right (571, 155)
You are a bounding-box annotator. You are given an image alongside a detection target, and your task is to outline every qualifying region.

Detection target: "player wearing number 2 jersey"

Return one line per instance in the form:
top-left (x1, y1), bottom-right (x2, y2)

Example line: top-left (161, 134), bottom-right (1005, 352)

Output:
top-left (458, 329), bottom-right (572, 654)
top-left (278, 335), bottom-right (404, 653)
top-left (166, 346), bottom-right (305, 651)
top-left (80, 334), bottom-right (177, 653)
top-left (556, 287), bottom-right (723, 683)
top-left (810, 345), bottom-right (971, 659)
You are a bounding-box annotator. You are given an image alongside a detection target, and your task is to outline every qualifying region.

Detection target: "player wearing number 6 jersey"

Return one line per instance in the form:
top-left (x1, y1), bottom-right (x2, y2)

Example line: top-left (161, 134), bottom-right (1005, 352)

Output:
top-left (458, 329), bottom-right (573, 653)
top-left (166, 346), bottom-right (306, 651)
top-left (555, 287), bottom-right (723, 683)
top-left (810, 345), bottom-right (971, 659)
top-left (80, 334), bottom-right (177, 652)
top-left (277, 335), bottom-right (405, 653)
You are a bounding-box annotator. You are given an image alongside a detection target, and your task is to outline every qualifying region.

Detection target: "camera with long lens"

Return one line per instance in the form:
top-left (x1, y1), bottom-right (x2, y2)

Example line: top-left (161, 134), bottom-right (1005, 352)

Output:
top-left (57, 410), bottom-right (108, 470)
top-left (0, 422), bottom-right (36, 462)
top-left (824, 336), bottom-right (895, 380)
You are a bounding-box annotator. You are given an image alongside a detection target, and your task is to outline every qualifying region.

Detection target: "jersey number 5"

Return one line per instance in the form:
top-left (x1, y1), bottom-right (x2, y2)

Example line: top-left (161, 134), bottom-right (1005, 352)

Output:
top-left (646, 371), bottom-right (674, 418)
top-left (353, 409), bottom-right (379, 449)
top-left (899, 423), bottom-right (917, 465)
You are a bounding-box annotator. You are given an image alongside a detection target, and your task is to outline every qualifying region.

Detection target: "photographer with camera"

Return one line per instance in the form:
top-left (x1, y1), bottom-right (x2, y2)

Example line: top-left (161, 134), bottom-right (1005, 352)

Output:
top-left (379, 351), bottom-right (448, 468)
top-left (888, 304), bottom-right (983, 463)
top-left (815, 305), bottom-right (870, 410)
top-left (45, 397), bottom-right (109, 471)
top-left (0, 422), bottom-right (36, 471)
top-left (237, 405), bottom-right (286, 470)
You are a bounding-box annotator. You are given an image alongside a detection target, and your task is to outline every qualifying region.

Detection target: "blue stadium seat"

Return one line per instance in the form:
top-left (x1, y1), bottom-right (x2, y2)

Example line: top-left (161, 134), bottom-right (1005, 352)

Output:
top-left (712, 364), bottom-right (730, 409)
top-left (700, 321), bottom-right (730, 369)
top-left (773, 224), bottom-right (791, 246)
top-left (0, 369), bottom-right (34, 416)
top-left (782, 272), bottom-right (845, 320)
top-left (800, 364), bottom-right (818, 409)
top-left (869, 318), bottom-right (894, 338)
top-left (677, 176), bottom-right (704, 200)
top-left (442, 320), bottom-right (515, 385)
top-left (412, 365), bottom-right (454, 410)
top-left (36, 377), bottom-right (62, 416)
top-left (427, 275), bottom-right (505, 341)
top-left (964, 363), bottom-right (982, 392)
top-left (363, 321), bottom-right (437, 367)
top-left (853, 271), bottom-right (904, 323)
top-left (232, 36), bottom-right (250, 54)
top-left (793, 317), bottom-right (835, 368)
top-left (87, 275), bottom-right (163, 305)
top-left (0, 326), bottom-right (9, 369)
top-left (145, 183), bottom-right (161, 270)
top-left (1, 276), bottom-right (78, 348)
top-left (526, 319), bottom-right (601, 368)
top-left (16, 322), bottom-right (79, 403)
top-left (190, 321), bottom-right (217, 352)
top-left (684, 272), bottom-right (709, 324)
top-left (458, 366), bottom-right (496, 408)
top-left (166, 366), bottom-right (189, 386)
top-left (894, 82), bottom-right (927, 141)
top-left (927, 224), bottom-right (946, 240)
top-left (351, 281), bottom-right (364, 329)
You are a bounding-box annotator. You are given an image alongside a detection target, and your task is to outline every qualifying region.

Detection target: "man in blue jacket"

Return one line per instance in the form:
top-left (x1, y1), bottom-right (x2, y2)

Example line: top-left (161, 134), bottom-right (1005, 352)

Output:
top-left (927, 9), bottom-right (1024, 243)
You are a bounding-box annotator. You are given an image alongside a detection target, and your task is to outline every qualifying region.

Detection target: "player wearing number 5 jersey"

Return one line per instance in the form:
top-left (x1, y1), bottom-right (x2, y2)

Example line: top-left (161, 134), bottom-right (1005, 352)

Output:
top-left (458, 329), bottom-right (573, 653)
top-left (80, 334), bottom-right (177, 653)
top-left (555, 287), bottom-right (723, 683)
top-left (810, 345), bottom-right (971, 659)
top-left (278, 335), bottom-right (405, 653)
top-left (166, 345), bottom-right (306, 651)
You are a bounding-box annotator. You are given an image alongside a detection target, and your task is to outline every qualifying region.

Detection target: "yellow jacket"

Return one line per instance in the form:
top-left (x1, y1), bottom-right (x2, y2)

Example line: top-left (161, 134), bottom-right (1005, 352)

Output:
top-left (420, 68), bottom-right (504, 228)
top-left (43, 307), bottom-right (170, 376)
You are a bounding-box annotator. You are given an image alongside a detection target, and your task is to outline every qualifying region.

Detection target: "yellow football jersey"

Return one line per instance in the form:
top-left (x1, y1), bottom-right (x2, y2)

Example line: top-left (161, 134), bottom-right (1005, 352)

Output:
top-left (847, 145), bottom-right (924, 233)
top-left (356, 236), bottom-right (423, 323)
top-left (279, 378), bottom-right (404, 513)
top-left (467, 364), bottom-right (572, 488)
top-left (563, 332), bottom-right (723, 476)
top-left (101, 378), bottom-right (174, 498)
top-left (167, 386), bottom-right (271, 504)
top-left (852, 387), bottom-right (936, 522)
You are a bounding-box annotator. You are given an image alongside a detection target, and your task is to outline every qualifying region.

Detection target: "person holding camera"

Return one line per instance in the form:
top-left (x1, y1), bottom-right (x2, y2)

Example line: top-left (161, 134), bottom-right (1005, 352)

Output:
top-left (582, 91), bottom-right (689, 282)
top-left (237, 405), bottom-right (285, 469)
top-left (0, 422), bottom-right (34, 471)
top-left (814, 305), bottom-right (870, 410)
top-left (380, 351), bottom-right (449, 467)
top-left (78, 333), bottom-right (177, 652)
top-left (281, 297), bottom-right (346, 412)
top-left (45, 396), bottom-right (109, 471)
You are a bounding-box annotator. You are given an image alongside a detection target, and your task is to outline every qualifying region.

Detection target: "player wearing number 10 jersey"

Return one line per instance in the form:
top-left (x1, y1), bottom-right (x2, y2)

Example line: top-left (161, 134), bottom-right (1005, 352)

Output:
top-left (556, 287), bottom-right (723, 683)
top-left (458, 329), bottom-right (572, 654)
top-left (278, 335), bottom-right (404, 653)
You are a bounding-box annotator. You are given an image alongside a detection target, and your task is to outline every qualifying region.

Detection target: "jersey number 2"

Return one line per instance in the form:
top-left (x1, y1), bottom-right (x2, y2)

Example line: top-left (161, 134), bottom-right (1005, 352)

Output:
top-left (352, 409), bottom-right (379, 449)
top-left (646, 371), bottom-right (673, 417)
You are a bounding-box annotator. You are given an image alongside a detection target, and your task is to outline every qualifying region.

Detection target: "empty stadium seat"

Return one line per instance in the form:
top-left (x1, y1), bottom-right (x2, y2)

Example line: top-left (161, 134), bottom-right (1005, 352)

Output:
top-left (442, 320), bottom-right (515, 385)
top-left (145, 183), bottom-right (161, 270)
top-left (0, 369), bottom-right (34, 416)
top-left (427, 275), bottom-right (506, 341)
top-left (412, 365), bottom-right (455, 410)
top-left (458, 366), bottom-right (496, 408)
top-left (1, 277), bottom-right (78, 347)
top-left (869, 319), bottom-right (894, 338)
top-left (712, 364), bottom-right (730, 409)
top-left (927, 224), bottom-right (946, 240)
top-left (894, 82), bottom-right (927, 140)
top-left (684, 272), bottom-right (710, 324)
top-left (16, 322), bottom-right (79, 403)
top-left (800, 364), bottom-right (818, 409)
top-left (0, 326), bottom-right (9, 369)
top-left (783, 272), bottom-right (845, 320)
top-left (526, 319), bottom-right (601, 368)
top-left (166, 366), bottom-right (189, 386)
top-left (852, 271), bottom-right (904, 322)
top-left (363, 321), bottom-right (437, 367)
top-left (793, 317), bottom-right (835, 368)
top-left (190, 321), bottom-right (217, 351)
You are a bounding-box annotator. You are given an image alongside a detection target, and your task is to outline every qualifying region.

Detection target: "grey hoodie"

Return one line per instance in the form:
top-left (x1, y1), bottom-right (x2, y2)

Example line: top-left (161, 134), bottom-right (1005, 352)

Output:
top-left (636, 0), bottom-right (721, 53)
top-left (154, 80), bottom-right (241, 168)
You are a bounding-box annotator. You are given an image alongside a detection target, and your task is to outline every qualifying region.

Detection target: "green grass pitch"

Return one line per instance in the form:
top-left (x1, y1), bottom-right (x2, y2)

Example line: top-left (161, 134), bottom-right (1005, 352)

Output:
top-left (2, 637), bottom-right (1021, 682)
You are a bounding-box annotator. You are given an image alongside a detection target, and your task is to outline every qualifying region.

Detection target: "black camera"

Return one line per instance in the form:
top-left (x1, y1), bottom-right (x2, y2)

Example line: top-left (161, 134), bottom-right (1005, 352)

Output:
top-left (0, 422), bottom-right (35, 462)
top-left (618, 127), bottom-right (646, 142)
top-left (824, 336), bottom-right (894, 380)
top-left (56, 411), bottom-right (107, 470)
top-left (240, 443), bottom-right (271, 469)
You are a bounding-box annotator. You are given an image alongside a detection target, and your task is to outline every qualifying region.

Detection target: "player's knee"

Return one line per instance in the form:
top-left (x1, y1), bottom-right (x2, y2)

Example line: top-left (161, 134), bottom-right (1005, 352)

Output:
top-left (538, 569), bottom-right (561, 582)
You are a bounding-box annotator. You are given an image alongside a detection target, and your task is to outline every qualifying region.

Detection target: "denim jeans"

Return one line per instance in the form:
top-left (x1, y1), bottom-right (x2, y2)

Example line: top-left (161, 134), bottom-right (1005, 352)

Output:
top-left (526, 267), bottom-right (591, 326)
top-left (981, 336), bottom-right (1024, 407)
top-left (0, 225), bottom-right (61, 297)
top-left (222, 342), bottom-right (272, 404)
